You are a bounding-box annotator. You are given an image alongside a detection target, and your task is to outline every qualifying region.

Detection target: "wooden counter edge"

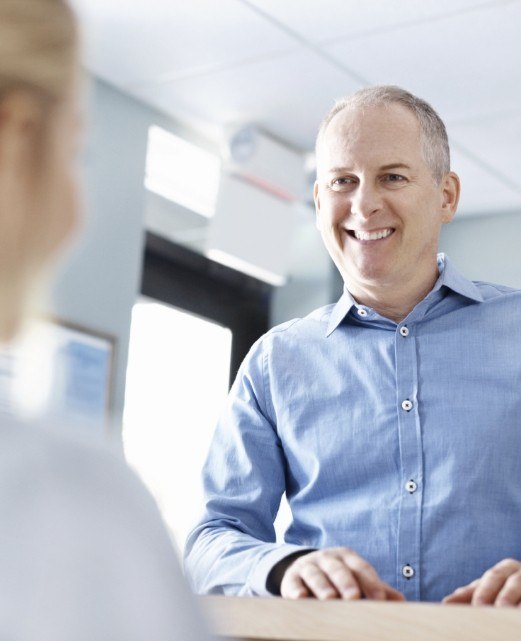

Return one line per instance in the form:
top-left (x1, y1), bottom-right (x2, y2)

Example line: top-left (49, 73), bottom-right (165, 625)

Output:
top-left (200, 595), bottom-right (521, 641)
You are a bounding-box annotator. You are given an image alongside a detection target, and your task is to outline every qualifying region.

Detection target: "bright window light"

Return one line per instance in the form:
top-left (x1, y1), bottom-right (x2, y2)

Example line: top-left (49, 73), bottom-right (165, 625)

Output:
top-left (123, 297), bottom-right (231, 553)
top-left (145, 125), bottom-right (221, 218)
top-left (207, 248), bottom-right (287, 286)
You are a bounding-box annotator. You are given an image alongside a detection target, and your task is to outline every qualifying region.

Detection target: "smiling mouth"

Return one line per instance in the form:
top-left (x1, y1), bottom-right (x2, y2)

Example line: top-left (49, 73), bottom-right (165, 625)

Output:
top-left (347, 228), bottom-right (395, 241)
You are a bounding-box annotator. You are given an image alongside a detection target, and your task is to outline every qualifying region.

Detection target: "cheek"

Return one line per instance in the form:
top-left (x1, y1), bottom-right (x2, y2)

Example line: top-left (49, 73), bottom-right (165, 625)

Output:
top-left (34, 158), bottom-right (80, 266)
top-left (55, 165), bottom-right (80, 245)
top-left (318, 194), bottom-right (346, 227)
top-left (318, 213), bottom-right (341, 245)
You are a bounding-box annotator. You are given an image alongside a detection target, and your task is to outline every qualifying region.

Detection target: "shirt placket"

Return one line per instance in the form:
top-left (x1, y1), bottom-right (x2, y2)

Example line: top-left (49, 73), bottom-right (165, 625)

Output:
top-left (395, 321), bottom-right (423, 600)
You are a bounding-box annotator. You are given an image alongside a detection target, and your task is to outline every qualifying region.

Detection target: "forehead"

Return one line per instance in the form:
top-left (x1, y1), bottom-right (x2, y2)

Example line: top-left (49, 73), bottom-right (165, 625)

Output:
top-left (317, 103), bottom-right (424, 172)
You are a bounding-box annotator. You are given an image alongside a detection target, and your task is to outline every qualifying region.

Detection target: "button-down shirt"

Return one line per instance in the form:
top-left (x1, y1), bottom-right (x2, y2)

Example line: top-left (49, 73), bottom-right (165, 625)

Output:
top-left (184, 255), bottom-right (521, 602)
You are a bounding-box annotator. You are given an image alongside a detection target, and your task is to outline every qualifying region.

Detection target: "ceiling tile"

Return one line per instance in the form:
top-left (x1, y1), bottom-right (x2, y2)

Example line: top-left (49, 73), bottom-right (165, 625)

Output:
top-left (244, 0), bottom-right (503, 44)
top-left (323, 1), bottom-right (521, 123)
top-left (70, 0), bottom-right (521, 220)
top-left (448, 112), bottom-right (521, 191)
top-left (70, 0), bottom-right (297, 85)
top-left (129, 48), bottom-right (361, 151)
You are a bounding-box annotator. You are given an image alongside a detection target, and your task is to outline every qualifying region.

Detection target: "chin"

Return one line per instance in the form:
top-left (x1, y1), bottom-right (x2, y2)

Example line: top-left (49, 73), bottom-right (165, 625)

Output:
top-left (341, 260), bottom-right (390, 286)
top-left (0, 308), bottom-right (23, 344)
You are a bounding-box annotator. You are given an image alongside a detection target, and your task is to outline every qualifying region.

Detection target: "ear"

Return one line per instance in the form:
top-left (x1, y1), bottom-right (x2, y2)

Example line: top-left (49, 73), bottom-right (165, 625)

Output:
top-left (440, 171), bottom-right (460, 224)
top-left (313, 180), bottom-right (321, 230)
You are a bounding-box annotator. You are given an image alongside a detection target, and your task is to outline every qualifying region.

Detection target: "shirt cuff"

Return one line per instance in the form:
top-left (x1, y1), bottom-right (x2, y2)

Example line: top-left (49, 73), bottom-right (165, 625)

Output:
top-left (247, 544), bottom-right (315, 596)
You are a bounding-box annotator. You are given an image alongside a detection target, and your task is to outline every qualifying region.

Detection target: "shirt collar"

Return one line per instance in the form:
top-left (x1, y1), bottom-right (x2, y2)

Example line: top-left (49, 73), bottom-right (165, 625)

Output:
top-left (326, 253), bottom-right (484, 337)
top-left (435, 253), bottom-right (483, 303)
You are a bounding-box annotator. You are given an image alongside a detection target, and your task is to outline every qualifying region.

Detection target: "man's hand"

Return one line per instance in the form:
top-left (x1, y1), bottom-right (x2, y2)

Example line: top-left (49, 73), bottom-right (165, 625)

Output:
top-left (280, 547), bottom-right (406, 601)
top-left (443, 558), bottom-right (521, 606)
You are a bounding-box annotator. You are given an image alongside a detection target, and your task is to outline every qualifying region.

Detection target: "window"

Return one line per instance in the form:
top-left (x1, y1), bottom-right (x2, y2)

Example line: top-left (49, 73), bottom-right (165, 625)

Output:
top-left (145, 125), bottom-right (221, 218)
top-left (123, 297), bottom-right (232, 552)
top-left (123, 232), bottom-right (271, 551)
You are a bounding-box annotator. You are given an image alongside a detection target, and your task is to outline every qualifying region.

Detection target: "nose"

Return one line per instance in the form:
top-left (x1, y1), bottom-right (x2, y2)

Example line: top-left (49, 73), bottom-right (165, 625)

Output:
top-left (349, 180), bottom-right (383, 220)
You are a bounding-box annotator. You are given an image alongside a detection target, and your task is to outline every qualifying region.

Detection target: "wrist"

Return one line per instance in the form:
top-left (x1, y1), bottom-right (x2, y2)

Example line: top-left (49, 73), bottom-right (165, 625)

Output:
top-left (266, 550), bottom-right (314, 595)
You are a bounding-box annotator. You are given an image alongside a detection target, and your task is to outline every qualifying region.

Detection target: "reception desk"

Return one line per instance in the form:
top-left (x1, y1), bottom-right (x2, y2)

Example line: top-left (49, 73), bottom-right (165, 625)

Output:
top-left (201, 596), bottom-right (520, 641)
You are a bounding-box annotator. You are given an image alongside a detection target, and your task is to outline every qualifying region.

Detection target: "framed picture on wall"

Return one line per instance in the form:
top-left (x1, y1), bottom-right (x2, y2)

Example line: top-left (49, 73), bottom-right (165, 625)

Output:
top-left (0, 316), bottom-right (115, 436)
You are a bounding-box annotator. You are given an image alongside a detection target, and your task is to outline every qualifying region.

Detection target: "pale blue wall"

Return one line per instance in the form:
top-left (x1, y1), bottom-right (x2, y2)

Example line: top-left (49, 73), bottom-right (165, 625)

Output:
top-left (440, 209), bottom-right (521, 288)
top-left (50, 79), bottom-right (150, 435)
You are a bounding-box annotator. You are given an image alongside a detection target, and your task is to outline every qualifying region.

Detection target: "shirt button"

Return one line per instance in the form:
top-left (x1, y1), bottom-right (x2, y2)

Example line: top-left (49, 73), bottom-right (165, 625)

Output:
top-left (357, 308), bottom-right (368, 317)
top-left (402, 564), bottom-right (415, 579)
top-left (399, 326), bottom-right (409, 337)
top-left (401, 399), bottom-right (413, 412)
top-left (405, 480), bottom-right (417, 493)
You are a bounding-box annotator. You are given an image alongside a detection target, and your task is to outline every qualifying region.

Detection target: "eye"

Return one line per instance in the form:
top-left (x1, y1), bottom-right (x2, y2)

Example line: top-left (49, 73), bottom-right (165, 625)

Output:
top-left (330, 176), bottom-right (357, 190)
top-left (382, 173), bottom-right (406, 184)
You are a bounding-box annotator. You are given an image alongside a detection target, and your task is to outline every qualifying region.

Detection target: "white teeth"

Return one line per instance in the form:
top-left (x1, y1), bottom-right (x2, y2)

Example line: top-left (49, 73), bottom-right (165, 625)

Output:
top-left (353, 228), bottom-right (393, 241)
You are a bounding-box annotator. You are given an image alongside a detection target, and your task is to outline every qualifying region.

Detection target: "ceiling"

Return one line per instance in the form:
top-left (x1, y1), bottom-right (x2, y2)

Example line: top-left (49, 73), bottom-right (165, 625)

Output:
top-left (70, 0), bottom-right (521, 218)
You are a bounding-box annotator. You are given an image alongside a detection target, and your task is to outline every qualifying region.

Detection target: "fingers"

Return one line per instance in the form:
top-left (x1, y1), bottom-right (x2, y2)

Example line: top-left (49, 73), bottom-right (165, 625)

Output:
top-left (442, 580), bottom-right (478, 604)
top-left (338, 551), bottom-right (389, 600)
top-left (281, 551), bottom-right (358, 600)
top-left (443, 559), bottom-right (521, 607)
top-left (280, 574), bottom-right (311, 599)
top-left (280, 547), bottom-right (405, 602)
top-left (308, 552), bottom-right (362, 599)
top-left (302, 559), bottom-right (357, 600)
top-left (484, 560), bottom-right (521, 606)
top-left (471, 561), bottom-right (517, 605)
top-left (496, 572), bottom-right (521, 606)
top-left (383, 585), bottom-right (407, 601)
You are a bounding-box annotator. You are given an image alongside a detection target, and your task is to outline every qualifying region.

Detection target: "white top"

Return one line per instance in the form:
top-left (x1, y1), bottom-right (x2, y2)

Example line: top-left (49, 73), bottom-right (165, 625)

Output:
top-left (0, 418), bottom-right (210, 641)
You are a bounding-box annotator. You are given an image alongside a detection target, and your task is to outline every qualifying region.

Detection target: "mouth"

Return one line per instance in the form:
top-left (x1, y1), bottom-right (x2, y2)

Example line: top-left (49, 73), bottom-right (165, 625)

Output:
top-left (346, 227), bottom-right (395, 242)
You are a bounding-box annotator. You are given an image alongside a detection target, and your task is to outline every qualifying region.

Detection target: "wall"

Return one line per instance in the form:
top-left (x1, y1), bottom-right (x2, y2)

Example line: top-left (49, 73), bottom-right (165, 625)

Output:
top-left (270, 205), bottom-right (335, 326)
top-left (48, 75), bottom-right (334, 438)
top-left (440, 209), bottom-right (521, 288)
top-left (49, 77), bottom-right (187, 437)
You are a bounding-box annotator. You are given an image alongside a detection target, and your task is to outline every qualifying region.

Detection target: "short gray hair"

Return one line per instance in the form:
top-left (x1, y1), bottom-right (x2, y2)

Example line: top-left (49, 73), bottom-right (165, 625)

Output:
top-left (316, 85), bottom-right (450, 183)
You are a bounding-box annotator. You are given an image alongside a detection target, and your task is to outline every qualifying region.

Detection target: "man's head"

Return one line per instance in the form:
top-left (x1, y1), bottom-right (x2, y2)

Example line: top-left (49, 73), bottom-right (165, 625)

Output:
top-left (316, 85), bottom-right (450, 185)
top-left (313, 85), bottom-right (460, 305)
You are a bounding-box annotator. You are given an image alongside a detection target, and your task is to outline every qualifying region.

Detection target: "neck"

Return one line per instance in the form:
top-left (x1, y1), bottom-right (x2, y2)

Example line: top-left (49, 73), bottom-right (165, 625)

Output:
top-left (0, 280), bottom-right (26, 343)
top-left (346, 262), bottom-right (440, 324)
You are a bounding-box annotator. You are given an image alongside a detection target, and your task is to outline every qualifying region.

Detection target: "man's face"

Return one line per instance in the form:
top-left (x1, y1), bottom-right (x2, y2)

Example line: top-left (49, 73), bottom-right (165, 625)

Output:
top-left (314, 103), bottom-right (458, 293)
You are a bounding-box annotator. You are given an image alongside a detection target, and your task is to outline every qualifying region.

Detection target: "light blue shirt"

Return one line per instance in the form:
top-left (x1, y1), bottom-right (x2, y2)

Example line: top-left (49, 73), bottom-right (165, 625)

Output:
top-left (184, 255), bottom-right (521, 602)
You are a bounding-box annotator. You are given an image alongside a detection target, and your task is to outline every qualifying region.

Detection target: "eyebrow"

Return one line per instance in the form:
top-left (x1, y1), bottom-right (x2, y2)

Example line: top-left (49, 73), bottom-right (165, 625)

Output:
top-left (379, 163), bottom-right (411, 171)
top-left (326, 162), bottom-right (412, 174)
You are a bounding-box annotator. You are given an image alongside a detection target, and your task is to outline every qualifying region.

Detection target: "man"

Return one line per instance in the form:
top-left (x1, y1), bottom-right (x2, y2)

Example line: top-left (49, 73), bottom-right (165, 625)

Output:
top-left (185, 86), bottom-right (521, 606)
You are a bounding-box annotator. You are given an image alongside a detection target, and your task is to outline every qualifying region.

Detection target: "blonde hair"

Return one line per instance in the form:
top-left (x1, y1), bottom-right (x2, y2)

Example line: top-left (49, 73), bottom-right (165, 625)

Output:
top-left (0, 0), bottom-right (77, 103)
top-left (0, 0), bottom-right (78, 342)
top-left (316, 85), bottom-right (450, 184)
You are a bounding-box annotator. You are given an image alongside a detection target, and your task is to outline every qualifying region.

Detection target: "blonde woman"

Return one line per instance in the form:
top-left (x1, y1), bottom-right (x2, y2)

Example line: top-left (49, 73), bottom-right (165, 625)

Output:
top-left (0, 2), bottom-right (209, 639)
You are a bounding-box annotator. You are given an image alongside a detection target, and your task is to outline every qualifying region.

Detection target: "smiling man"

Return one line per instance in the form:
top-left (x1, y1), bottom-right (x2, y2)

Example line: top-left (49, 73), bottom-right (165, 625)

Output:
top-left (185, 86), bottom-right (521, 606)
top-left (314, 94), bottom-right (458, 324)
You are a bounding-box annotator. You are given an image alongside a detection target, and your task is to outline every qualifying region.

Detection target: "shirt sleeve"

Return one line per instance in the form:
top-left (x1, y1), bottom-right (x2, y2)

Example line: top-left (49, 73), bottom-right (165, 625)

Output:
top-left (184, 336), bottom-right (312, 596)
